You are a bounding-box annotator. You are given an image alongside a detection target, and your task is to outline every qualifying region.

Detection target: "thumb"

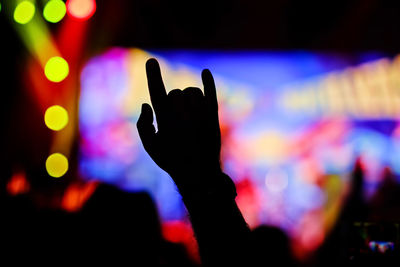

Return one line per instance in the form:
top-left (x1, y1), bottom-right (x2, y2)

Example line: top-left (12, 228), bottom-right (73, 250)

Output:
top-left (137, 103), bottom-right (157, 156)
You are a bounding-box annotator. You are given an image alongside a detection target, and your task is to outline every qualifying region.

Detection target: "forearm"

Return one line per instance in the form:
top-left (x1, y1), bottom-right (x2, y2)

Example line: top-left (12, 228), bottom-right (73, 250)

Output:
top-left (173, 171), bottom-right (251, 266)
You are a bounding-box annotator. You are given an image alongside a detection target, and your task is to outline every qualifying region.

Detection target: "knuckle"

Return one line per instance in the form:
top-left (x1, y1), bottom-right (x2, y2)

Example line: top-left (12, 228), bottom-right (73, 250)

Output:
top-left (183, 87), bottom-right (203, 95)
top-left (168, 89), bottom-right (182, 96)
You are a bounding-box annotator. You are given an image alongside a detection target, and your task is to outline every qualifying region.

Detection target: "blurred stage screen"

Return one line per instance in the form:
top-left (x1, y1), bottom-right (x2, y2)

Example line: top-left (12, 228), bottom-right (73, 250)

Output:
top-left (78, 48), bottom-right (400, 251)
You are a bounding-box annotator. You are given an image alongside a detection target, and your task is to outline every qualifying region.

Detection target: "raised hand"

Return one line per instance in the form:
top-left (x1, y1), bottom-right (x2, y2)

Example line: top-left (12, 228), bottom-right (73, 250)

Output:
top-left (137, 59), bottom-right (250, 266)
top-left (137, 58), bottom-right (223, 193)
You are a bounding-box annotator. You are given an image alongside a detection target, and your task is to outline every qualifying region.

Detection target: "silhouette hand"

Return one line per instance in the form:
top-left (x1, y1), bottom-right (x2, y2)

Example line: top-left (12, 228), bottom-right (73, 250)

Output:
top-left (137, 58), bottom-right (222, 192)
top-left (137, 60), bottom-right (246, 266)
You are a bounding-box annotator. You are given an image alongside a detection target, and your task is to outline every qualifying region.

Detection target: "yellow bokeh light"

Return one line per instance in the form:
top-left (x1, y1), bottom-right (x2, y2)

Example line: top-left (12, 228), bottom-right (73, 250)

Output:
top-left (44, 56), bottom-right (69, 82)
top-left (46, 153), bottom-right (69, 178)
top-left (43, 0), bottom-right (67, 23)
top-left (44, 105), bottom-right (69, 131)
top-left (14, 1), bottom-right (36, 24)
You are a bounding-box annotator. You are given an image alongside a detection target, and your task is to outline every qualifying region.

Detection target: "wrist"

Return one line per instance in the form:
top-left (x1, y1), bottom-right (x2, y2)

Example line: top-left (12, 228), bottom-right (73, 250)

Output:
top-left (172, 171), bottom-right (237, 202)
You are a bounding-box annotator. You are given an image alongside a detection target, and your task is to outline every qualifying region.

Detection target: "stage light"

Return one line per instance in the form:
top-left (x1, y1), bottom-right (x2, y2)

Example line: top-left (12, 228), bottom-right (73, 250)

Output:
top-left (43, 0), bottom-right (66, 23)
top-left (265, 168), bottom-right (289, 193)
top-left (14, 1), bottom-right (36, 24)
top-left (46, 153), bottom-right (69, 178)
top-left (66, 0), bottom-right (96, 20)
top-left (44, 56), bottom-right (69, 82)
top-left (44, 105), bottom-right (69, 131)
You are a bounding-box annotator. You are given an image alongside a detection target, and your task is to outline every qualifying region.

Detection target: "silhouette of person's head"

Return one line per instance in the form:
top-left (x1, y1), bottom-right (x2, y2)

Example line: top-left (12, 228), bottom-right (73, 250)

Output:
top-left (250, 225), bottom-right (295, 266)
top-left (77, 183), bottom-right (163, 263)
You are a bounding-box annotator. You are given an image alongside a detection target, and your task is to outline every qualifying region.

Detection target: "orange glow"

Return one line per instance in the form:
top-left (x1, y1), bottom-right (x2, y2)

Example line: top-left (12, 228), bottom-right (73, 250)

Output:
top-left (7, 172), bottom-right (30, 196)
top-left (66, 0), bottom-right (96, 20)
top-left (61, 181), bottom-right (99, 212)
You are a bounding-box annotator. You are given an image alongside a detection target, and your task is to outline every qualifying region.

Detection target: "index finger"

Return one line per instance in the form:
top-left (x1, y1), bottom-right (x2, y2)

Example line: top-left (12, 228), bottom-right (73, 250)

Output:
top-left (202, 68), bottom-right (219, 114)
top-left (146, 58), bottom-right (167, 117)
top-left (202, 69), bottom-right (221, 137)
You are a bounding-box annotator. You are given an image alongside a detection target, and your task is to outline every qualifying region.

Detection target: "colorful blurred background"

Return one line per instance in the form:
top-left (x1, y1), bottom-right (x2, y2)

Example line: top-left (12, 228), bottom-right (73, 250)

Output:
top-left (2, 0), bottom-right (400, 262)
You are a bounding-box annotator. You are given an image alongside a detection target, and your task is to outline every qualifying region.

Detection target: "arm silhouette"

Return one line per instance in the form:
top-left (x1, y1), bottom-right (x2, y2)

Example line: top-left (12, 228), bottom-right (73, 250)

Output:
top-left (137, 58), bottom-right (250, 266)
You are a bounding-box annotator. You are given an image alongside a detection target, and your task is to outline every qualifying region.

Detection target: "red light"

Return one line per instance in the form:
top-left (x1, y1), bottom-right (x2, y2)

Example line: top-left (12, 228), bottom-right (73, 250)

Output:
top-left (61, 181), bottom-right (98, 212)
top-left (66, 0), bottom-right (96, 20)
top-left (162, 221), bottom-right (200, 263)
top-left (7, 172), bottom-right (30, 196)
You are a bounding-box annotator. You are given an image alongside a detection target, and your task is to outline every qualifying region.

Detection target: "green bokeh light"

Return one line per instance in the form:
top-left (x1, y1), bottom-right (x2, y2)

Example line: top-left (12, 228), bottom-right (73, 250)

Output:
top-left (44, 56), bottom-right (69, 82)
top-left (14, 1), bottom-right (36, 24)
top-left (43, 0), bottom-right (66, 23)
